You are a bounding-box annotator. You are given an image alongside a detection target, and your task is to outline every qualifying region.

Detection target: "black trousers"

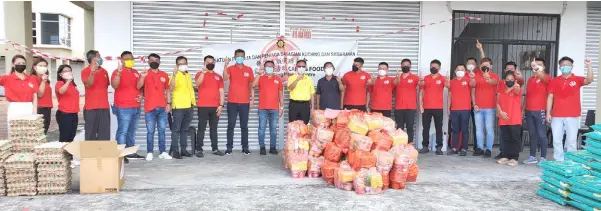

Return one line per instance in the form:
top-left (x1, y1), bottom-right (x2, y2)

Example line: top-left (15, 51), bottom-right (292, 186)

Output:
top-left (197, 107), bottom-right (219, 151)
top-left (422, 109), bottom-right (444, 149)
top-left (501, 125), bottom-right (522, 160)
top-left (289, 100), bottom-right (310, 124)
top-left (371, 109), bottom-right (392, 118)
top-left (171, 108), bottom-right (193, 152)
top-left (56, 110), bottom-right (78, 142)
top-left (37, 107), bottom-right (51, 134)
top-left (344, 105), bottom-right (367, 112)
top-left (83, 109), bottom-right (111, 140)
top-left (395, 109), bottom-right (416, 143)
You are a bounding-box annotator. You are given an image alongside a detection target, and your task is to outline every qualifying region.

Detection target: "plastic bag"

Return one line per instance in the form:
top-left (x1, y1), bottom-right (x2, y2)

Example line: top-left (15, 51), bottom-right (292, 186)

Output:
top-left (335, 161), bottom-right (355, 191)
top-left (379, 170), bottom-right (390, 190)
top-left (309, 141), bottom-right (324, 157)
top-left (373, 150), bottom-right (394, 172)
top-left (539, 182), bottom-right (570, 198)
top-left (288, 154), bottom-right (308, 178)
top-left (568, 192), bottom-right (601, 210)
top-left (585, 131), bottom-right (601, 141)
top-left (387, 129), bottom-right (409, 146)
top-left (365, 114), bottom-right (384, 131)
top-left (538, 160), bottom-right (591, 177)
top-left (316, 128), bottom-right (334, 145)
top-left (382, 117), bottom-right (396, 134)
top-left (287, 120), bottom-right (309, 138)
top-left (352, 151), bottom-right (377, 171)
top-left (368, 130), bottom-right (393, 151)
top-left (389, 165), bottom-right (408, 189)
top-left (324, 142), bottom-right (343, 162)
top-left (353, 169), bottom-right (368, 194)
top-left (405, 144), bottom-right (419, 161)
top-left (348, 117), bottom-right (369, 135)
top-left (406, 163), bottom-right (419, 182)
top-left (312, 110), bottom-right (329, 128)
top-left (307, 156), bottom-right (324, 178)
top-left (322, 159), bottom-right (340, 184)
top-left (364, 168), bottom-right (383, 195)
top-left (334, 128), bottom-right (351, 153)
top-left (350, 133), bottom-right (373, 152)
top-left (336, 111), bottom-right (350, 129)
top-left (537, 189), bottom-right (569, 206)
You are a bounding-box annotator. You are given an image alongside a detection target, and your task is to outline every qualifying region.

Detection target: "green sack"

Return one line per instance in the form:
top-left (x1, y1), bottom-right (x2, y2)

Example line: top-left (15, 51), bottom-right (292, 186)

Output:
top-left (586, 140), bottom-right (601, 149)
top-left (568, 193), bottom-right (601, 210)
top-left (566, 151), bottom-right (596, 165)
top-left (568, 200), bottom-right (599, 211)
top-left (539, 182), bottom-right (570, 197)
top-left (584, 146), bottom-right (601, 157)
top-left (537, 188), bottom-right (569, 206)
top-left (585, 131), bottom-right (601, 141)
top-left (541, 175), bottom-right (571, 190)
top-left (571, 187), bottom-right (601, 202)
top-left (538, 160), bottom-right (591, 177)
top-left (590, 124), bottom-right (601, 132)
top-left (542, 170), bottom-right (572, 183)
top-left (566, 175), bottom-right (601, 195)
top-left (592, 170), bottom-right (601, 178)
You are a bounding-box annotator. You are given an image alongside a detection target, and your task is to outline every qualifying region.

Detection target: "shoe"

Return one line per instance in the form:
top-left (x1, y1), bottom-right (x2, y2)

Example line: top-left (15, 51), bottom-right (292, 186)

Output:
top-left (158, 152), bottom-right (172, 160)
top-left (507, 159), bottom-right (519, 167)
top-left (225, 149), bottom-right (233, 155)
top-left (523, 156), bottom-right (538, 164)
top-left (459, 150), bottom-right (467, 156)
top-left (213, 150), bottom-right (225, 156)
top-left (539, 157), bottom-right (547, 163)
top-left (494, 152), bottom-right (505, 160)
top-left (473, 148), bottom-right (483, 156)
top-left (172, 151), bottom-right (182, 159)
top-left (146, 153), bottom-right (154, 161)
top-left (435, 148), bottom-right (443, 155)
top-left (124, 157), bottom-right (130, 164)
top-left (484, 150), bottom-right (492, 158)
top-left (195, 151), bottom-right (204, 158)
top-left (269, 147), bottom-right (278, 155)
top-left (418, 148), bottom-right (430, 154)
top-left (447, 149), bottom-right (458, 155)
top-left (181, 150), bottom-right (193, 157)
top-left (242, 149), bottom-right (251, 155)
top-left (497, 158), bottom-right (509, 164)
top-left (127, 153), bottom-right (145, 160)
top-left (260, 147), bottom-right (266, 155)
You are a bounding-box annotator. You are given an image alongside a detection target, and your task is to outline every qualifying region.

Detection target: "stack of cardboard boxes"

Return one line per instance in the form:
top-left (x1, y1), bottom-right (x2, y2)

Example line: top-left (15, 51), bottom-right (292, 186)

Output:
top-left (4, 153), bottom-right (37, 196)
top-left (35, 142), bottom-right (72, 195)
top-left (0, 140), bottom-right (11, 196)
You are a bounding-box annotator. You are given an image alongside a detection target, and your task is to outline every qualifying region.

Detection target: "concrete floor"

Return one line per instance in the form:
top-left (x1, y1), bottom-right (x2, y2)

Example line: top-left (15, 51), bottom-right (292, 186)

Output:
top-left (1, 148), bottom-right (572, 211)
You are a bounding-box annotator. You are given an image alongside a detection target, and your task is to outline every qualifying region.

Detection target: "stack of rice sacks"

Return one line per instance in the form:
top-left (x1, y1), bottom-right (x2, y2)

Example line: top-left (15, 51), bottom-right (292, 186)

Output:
top-left (9, 115), bottom-right (47, 153)
top-left (0, 140), bottom-right (12, 196)
top-left (35, 142), bottom-right (72, 195)
top-left (4, 153), bottom-right (37, 196)
top-left (583, 125), bottom-right (601, 177)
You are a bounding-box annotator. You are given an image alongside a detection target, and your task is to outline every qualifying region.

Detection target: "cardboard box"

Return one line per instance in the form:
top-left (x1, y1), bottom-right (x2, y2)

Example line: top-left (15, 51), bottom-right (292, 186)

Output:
top-left (64, 141), bottom-right (138, 194)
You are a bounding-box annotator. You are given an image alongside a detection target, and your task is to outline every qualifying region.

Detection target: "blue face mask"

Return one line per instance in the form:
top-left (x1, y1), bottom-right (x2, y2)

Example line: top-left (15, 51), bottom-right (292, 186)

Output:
top-left (96, 57), bottom-right (104, 66)
top-left (235, 57), bottom-right (244, 64)
top-left (560, 66), bottom-right (572, 75)
top-left (265, 67), bottom-right (274, 74)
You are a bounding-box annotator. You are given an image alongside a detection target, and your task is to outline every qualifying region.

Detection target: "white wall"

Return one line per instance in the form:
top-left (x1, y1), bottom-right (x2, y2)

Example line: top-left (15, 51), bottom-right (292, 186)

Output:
top-left (32, 1), bottom-right (86, 57)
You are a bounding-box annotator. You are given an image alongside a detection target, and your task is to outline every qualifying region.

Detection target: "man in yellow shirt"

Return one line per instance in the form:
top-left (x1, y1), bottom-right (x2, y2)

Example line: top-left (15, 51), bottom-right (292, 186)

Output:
top-left (168, 56), bottom-right (196, 159)
top-left (287, 60), bottom-right (315, 124)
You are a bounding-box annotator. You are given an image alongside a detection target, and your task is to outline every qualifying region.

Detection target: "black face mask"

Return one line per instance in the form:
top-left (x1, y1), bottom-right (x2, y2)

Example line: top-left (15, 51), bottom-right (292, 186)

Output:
top-left (352, 65), bottom-right (359, 72)
top-left (14, 65), bottom-right (26, 73)
top-left (505, 80), bottom-right (515, 88)
top-left (206, 63), bottom-right (215, 70)
top-left (430, 67), bottom-right (438, 74)
top-left (149, 62), bottom-right (160, 69)
top-left (481, 66), bottom-right (489, 72)
top-left (401, 66), bottom-right (410, 73)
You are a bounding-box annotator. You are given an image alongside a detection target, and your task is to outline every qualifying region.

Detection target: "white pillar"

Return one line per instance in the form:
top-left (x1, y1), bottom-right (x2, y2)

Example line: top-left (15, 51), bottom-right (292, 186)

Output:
top-left (3, 1), bottom-right (33, 73)
top-left (83, 8), bottom-right (94, 53)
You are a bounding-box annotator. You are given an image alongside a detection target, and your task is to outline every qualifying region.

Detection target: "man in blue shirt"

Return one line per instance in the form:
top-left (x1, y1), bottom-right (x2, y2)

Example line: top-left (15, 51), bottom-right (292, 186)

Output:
top-left (316, 62), bottom-right (345, 110)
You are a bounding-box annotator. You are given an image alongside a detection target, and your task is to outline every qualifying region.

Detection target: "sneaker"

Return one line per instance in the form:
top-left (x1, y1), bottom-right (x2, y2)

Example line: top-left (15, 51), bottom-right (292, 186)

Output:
top-left (127, 153), bottom-right (145, 160)
top-left (213, 150), bottom-right (225, 156)
top-left (435, 148), bottom-right (443, 155)
top-left (473, 148), bottom-right (483, 156)
top-left (242, 149), bottom-right (251, 155)
top-left (269, 147), bottom-right (278, 155)
top-left (195, 151), bottom-right (204, 158)
top-left (418, 148), bottom-right (430, 154)
top-left (459, 150), bottom-right (467, 156)
top-left (146, 153), bottom-right (154, 161)
top-left (225, 149), bottom-right (233, 155)
top-left (497, 158), bottom-right (509, 164)
top-left (158, 152), bottom-right (172, 160)
top-left (493, 152), bottom-right (505, 160)
top-left (523, 156), bottom-right (538, 164)
top-left (260, 147), bottom-right (266, 155)
top-left (507, 159), bottom-right (519, 167)
top-left (447, 149), bottom-right (458, 155)
top-left (484, 150), bottom-right (492, 158)
top-left (181, 150), bottom-right (193, 157)
top-left (172, 151), bottom-right (182, 159)
top-left (539, 157), bottom-right (547, 163)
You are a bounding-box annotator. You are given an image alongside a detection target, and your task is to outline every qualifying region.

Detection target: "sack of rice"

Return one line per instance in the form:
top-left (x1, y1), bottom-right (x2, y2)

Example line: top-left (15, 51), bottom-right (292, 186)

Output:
top-left (334, 128), bottom-right (351, 153)
top-left (347, 117), bottom-right (368, 136)
top-left (538, 160), bottom-right (591, 177)
top-left (536, 188), bottom-right (569, 206)
top-left (352, 151), bottom-right (377, 171)
top-left (288, 154), bottom-right (308, 178)
top-left (322, 160), bottom-right (340, 184)
top-left (324, 142), bottom-right (342, 162)
top-left (386, 129), bottom-right (409, 146)
top-left (364, 114), bottom-right (384, 131)
top-left (307, 156), bottom-right (324, 178)
top-left (539, 182), bottom-right (570, 198)
top-left (368, 130), bottom-right (393, 151)
top-left (334, 161), bottom-right (355, 191)
top-left (350, 133), bottom-right (373, 152)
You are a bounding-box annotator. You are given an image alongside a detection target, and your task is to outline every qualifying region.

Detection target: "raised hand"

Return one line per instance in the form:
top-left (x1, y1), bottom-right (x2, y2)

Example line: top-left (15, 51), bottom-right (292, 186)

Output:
top-left (118, 61), bottom-right (123, 73)
top-left (140, 70), bottom-right (148, 78)
top-left (476, 39), bottom-right (483, 49)
top-left (585, 56), bottom-right (592, 67)
top-left (224, 56), bottom-right (231, 66)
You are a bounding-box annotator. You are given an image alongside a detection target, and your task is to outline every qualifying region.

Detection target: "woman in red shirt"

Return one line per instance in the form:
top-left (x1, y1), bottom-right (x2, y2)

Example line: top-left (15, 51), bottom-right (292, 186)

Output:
top-left (496, 71), bottom-right (522, 167)
top-left (55, 65), bottom-right (80, 142)
top-left (0, 55), bottom-right (38, 133)
top-left (31, 58), bottom-right (53, 134)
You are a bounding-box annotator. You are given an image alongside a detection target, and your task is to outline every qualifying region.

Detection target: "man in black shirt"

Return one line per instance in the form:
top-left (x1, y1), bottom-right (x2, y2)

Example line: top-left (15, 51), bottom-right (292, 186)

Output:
top-left (316, 62), bottom-right (345, 110)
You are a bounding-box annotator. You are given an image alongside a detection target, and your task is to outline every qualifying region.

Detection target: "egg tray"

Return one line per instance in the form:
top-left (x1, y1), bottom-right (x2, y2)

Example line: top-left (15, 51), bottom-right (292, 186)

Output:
top-left (6, 181), bottom-right (37, 189)
top-left (6, 189), bottom-right (37, 197)
top-left (0, 139), bottom-right (11, 150)
top-left (36, 162), bottom-right (70, 172)
top-left (9, 130), bottom-right (45, 139)
top-left (37, 174), bottom-right (71, 183)
top-left (0, 188), bottom-right (5, 196)
top-left (5, 175), bottom-right (36, 183)
top-left (36, 183), bottom-right (70, 195)
top-left (35, 155), bottom-right (72, 163)
top-left (37, 181), bottom-right (71, 189)
top-left (5, 153), bottom-right (36, 167)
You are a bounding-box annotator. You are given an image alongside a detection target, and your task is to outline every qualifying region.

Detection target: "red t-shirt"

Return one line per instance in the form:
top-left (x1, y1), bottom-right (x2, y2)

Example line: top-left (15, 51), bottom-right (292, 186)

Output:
top-left (474, 70), bottom-right (500, 109)
top-left (81, 66), bottom-right (110, 110)
top-left (258, 75), bottom-right (283, 110)
top-left (226, 65), bottom-right (254, 104)
top-left (0, 73), bottom-right (38, 102)
top-left (498, 86), bottom-right (523, 126)
top-left (548, 74), bottom-right (585, 117)
top-left (343, 71), bottom-right (371, 106)
top-left (449, 77), bottom-right (472, 111)
top-left (55, 81), bottom-right (80, 113)
top-left (111, 68), bottom-right (141, 108)
top-left (33, 75), bottom-right (53, 108)
top-left (369, 76), bottom-right (395, 110)
top-left (526, 74), bottom-right (550, 111)
top-left (143, 69), bottom-right (170, 112)
top-left (420, 74), bottom-right (446, 109)
top-left (395, 73), bottom-right (420, 110)
top-left (195, 72), bottom-right (224, 107)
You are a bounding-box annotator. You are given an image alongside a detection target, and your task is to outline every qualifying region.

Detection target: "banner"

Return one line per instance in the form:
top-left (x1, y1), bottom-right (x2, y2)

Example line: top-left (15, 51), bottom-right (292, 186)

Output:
top-left (202, 37), bottom-right (358, 86)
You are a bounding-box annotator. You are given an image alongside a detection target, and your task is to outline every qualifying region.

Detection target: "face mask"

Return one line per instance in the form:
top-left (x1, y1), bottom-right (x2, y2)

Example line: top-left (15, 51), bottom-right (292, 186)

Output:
top-left (325, 68), bottom-right (334, 76)
top-left (401, 66), bottom-right (410, 73)
top-left (560, 66), bottom-right (572, 75)
top-left (62, 72), bottom-right (73, 80)
top-left (455, 70), bottom-right (465, 78)
top-left (149, 62), bottom-right (160, 69)
top-left (96, 57), bottom-right (104, 66)
top-left (178, 65), bottom-right (188, 72)
top-left (235, 57), bottom-right (244, 64)
top-left (430, 67), bottom-right (438, 74)
top-left (466, 64), bottom-right (475, 71)
top-left (14, 65), bottom-right (26, 73)
top-left (505, 80), bottom-right (515, 88)
top-left (297, 67), bottom-right (306, 74)
top-left (206, 63), bottom-right (215, 70)
top-left (481, 66), bottom-right (489, 72)
top-left (124, 60), bottom-right (135, 68)
top-left (352, 65), bottom-right (359, 72)
top-left (265, 67), bottom-right (274, 74)
top-left (36, 66), bottom-right (47, 75)
top-left (378, 69), bottom-right (387, 76)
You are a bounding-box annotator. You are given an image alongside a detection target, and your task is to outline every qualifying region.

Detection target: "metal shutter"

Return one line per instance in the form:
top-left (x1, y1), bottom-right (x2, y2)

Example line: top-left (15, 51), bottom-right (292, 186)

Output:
top-left (584, 7), bottom-right (601, 125)
top-left (132, 1), bottom-right (281, 150)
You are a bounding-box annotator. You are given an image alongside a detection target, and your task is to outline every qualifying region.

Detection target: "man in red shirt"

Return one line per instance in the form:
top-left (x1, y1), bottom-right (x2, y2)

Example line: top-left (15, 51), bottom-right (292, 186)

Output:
top-left (369, 62), bottom-right (394, 117)
top-left (419, 59), bottom-right (447, 155)
top-left (81, 50), bottom-right (111, 141)
top-left (523, 58), bottom-right (550, 164)
top-left (223, 49), bottom-right (254, 155)
top-left (548, 56), bottom-right (594, 161)
top-left (447, 64), bottom-right (472, 156)
top-left (496, 71), bottom-right (522, 167)
top-left (470, 57), bottom-right (499, 157)
top-left (394, 59), bottom-right (420, 144)
top-left (195, 55), bottom-right (226, 157)
top-left (111, 51), bottom-right (144, 161)
top-left (252, 60), bottom-right (284, 155)
top-left (137, 53), bottom-right (173, 161)
top-left (342, 57), bottom-right (371, 111)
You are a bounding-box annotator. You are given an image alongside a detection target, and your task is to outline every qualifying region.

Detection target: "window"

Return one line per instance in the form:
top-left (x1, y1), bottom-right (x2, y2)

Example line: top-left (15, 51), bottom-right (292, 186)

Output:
top-left (32, 13), bottom-right (36, 44)
top-left (37, 13), bottom-right (71, 47)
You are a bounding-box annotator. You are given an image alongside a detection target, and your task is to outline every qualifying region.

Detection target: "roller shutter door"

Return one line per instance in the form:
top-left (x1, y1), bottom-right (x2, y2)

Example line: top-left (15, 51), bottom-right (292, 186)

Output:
top-left (583, 6), bottom-right (601, 125)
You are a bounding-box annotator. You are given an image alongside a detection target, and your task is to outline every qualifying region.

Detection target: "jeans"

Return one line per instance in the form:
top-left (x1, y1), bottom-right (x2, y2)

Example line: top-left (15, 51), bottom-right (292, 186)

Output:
top-left (171, 108), bottom-right (193, 152)
top-left (395, 109), bottom-right (416, 143)
top-left (198, 107), bottom-right (219, 151)
top-left (422, 109), bottom-right (443, 149)
top-left (551, 117), bottom-right (579, 161)
top-left (227, 103), bottom-right (250, 150)
top-left (450, 110), bottom-right (471, 150)
top-left (145, 107), bottom-right (167, 153)
top-left (525, 110), bottom-right (548, 158)
top-left (475, 108), bottom-right (495, 150)
top-left (56, 110), bottom-right (78, 142)
top-left (112, 105), bottom-right (140, 147)
top-left (37, 107), bottom-right (51, 134)
top-left (501, 125), bottom-right (522, 160)
top-left (258, 109), bottom-right (279, 148)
